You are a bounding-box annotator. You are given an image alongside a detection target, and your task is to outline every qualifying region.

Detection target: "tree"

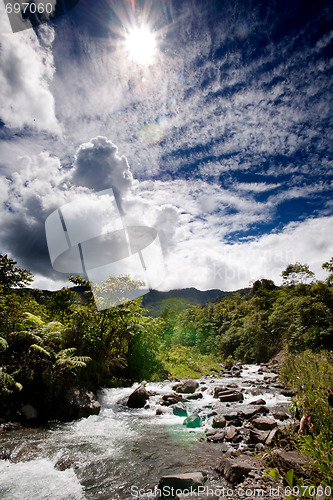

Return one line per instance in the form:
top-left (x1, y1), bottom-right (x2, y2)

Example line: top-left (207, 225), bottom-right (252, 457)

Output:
top-left (0, 254), bottom-right (33, 291)
top-left (322, 257), bottom-right (333, 286)
top-left (281, 262), bottom-right (315, 286)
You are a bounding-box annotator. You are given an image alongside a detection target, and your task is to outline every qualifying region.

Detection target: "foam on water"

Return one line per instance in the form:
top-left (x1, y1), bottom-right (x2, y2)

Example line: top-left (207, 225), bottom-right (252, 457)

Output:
top-left (0, 459), bottom-right (84, 500)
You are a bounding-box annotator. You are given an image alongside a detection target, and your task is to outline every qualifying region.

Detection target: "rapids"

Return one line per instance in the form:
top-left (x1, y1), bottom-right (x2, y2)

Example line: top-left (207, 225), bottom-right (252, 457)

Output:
top-left (0, 365), bottom-right (291, 499)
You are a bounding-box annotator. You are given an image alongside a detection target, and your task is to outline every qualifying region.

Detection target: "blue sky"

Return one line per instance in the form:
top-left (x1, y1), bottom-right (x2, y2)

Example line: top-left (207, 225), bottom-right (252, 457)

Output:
top-left (0, 0), bottom-right (332, 291)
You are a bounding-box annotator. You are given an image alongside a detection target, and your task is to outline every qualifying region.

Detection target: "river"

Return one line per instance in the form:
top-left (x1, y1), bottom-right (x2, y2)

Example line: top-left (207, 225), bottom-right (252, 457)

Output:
top-left (0, 365), bottom-right (291, 500)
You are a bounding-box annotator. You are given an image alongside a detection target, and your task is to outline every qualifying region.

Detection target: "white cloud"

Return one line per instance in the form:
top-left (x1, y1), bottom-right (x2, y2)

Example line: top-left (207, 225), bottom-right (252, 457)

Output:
top-left (0, 3), bottom-right (60, 133)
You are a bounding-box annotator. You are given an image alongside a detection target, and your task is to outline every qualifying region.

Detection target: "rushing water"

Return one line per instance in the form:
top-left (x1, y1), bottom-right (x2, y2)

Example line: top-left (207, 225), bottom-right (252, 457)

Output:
top-left (0, 365), bottom-right (291, 500)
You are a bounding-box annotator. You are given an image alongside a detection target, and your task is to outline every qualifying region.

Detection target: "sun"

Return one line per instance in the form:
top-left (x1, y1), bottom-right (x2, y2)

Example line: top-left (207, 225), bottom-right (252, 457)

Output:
top-left (125, 25), bottom-right (157, 65)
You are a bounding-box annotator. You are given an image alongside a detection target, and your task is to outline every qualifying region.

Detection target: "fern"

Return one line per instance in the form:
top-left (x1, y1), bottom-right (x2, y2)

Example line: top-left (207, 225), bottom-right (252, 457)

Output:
top-left (0, 370), bottom-right (23, 391)
top-left (0, 336), bottom-right (9, 351)
top-left (29, 344), bottom-right (51, 358)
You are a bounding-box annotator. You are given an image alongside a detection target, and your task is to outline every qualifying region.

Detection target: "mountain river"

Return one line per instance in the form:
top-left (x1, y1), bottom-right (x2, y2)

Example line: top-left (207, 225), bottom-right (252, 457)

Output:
top-left (0, 365), bottom-right (292, 500)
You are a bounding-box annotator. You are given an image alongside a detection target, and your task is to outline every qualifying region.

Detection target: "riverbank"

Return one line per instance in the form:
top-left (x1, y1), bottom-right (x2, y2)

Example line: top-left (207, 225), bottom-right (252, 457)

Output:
top-left (1, 363), bottom-right (312, 500)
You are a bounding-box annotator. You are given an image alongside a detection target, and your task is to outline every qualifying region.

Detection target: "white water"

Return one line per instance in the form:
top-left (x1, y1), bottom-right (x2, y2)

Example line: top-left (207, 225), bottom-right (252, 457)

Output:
top-left (0, 365), bottom-right (291, 500)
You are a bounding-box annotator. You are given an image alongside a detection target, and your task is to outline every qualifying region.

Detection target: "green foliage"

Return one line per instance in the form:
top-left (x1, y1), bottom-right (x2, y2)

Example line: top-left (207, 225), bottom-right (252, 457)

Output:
top-left (298, 435), bottom-right (333, 487)
top-left (281, 262), bottom-right (315, 286)
top-left (0, 254), bottom-right (33, 291)
top-left (322, 258), bottom-right (333, 286)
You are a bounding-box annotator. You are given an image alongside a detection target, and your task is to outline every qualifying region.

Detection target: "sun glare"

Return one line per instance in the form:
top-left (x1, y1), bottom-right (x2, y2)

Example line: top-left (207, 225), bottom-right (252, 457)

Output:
top-left (125, 25), bottom-right (157, 65)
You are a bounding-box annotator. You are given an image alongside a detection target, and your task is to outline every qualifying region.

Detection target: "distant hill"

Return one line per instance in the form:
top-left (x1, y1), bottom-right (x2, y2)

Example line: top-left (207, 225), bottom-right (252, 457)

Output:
top-left (22, 285), bottom-right (249, 316)
top-left (141, 288), bottom-right (233, 316)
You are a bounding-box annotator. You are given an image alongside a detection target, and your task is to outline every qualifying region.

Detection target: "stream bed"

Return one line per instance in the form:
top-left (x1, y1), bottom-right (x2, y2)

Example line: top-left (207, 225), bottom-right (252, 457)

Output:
top-left (0, 365), bottom-right (292, 500)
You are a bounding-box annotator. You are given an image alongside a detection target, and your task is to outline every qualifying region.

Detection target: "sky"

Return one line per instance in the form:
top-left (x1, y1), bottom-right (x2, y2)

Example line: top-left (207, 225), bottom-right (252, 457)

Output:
top-left (0, 0), bottom-right (332, 292)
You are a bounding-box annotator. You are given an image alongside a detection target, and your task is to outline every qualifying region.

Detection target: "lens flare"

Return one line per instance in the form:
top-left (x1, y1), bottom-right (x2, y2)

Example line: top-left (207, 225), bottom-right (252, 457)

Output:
top-left (125, 25), bottom-right (157, 65)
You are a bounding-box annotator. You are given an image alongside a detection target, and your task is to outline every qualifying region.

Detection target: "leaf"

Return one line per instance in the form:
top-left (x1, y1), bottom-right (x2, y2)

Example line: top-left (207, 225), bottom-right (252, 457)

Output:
top-left (0, 336), bottom-right (9, 351)
top-left (29, 344), bottom-right (51, 357)
top-left (267, 469), bottom-right (280, 481)
top-left (285, 469), bottom-right (294, 488)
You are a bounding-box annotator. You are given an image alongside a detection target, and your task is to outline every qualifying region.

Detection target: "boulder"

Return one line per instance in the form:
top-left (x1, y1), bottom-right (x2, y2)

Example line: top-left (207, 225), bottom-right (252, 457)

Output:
top-left (249, 428), bottom-right (270, 444)
top-left (173, 403), bottom-right (187, 417)
top-left (216, 455), bottom-right (257, 484)
top-left (156, 408), bottom-right (163, 416)
top-left (281, 389), bottom-right (297, 397)
top-left (268, 449), bottom-right (309, 477)
top-left (219, 392), bottom-right (244, 403)
top-left (22, 404), bottom-right (38, 420)
top-left (183, 415), bottom-right (201, 428)
top-left (238, 407), bottom-right (260, 420)
top-left (127, 384), bottom-right (150, 408)
top-left (206, 429), bottom-right (226, 442)
top-left (185, 393), bottom-right (203, 400)
top-left (212, 415), bottom-right (226, 429)
top-left (225, 425), bottom-right (238, 441)
top-left (249, 398), bottom-right (266, 405)
top-left (251, 416), bottom-right (277, 431)
top-left (265, 428), bottom-right (280, 446)
top-left (161, 393), bottom-right (183, 406)
top-left (158, 472), bottom-right (206, 497)
top-left (63, 388), bottom-right (101, 419)
top-left (272, 411), bottom-right (290, 421)
top-left (174, 380), bottom-right (199, 394)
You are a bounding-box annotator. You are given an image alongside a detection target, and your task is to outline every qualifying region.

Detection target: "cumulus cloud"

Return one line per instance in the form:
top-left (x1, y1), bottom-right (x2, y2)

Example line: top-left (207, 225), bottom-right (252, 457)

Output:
top-left (0, 5), bottom-right (60, 133)
top-left (72, 137), bottom-right (133, 214)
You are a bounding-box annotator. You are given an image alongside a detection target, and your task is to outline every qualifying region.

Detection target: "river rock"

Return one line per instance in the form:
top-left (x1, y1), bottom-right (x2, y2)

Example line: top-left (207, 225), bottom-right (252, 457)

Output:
top-left (212, 415), bottom-right (226, 428)
top-left (54, 455), bottom-right (73, 471)
top-left (173, 403), bottom-right (187, 417)
top-left (127, 384), bottom-right (150, 408)
top-left (249, 428), bottom-right (270, 444)
top-left (238, 407), bottom-right (260, 420)
top-left (251, 416), bottom-right (277, 430)
top-left (183, 415), bottom-right (201, 428)
top-left (161, 393), bottom-right (183, 406)
top-left (265, 428), bottom-right (280, 446)
top-left (281, 389), bottom-right (297, 397)
top-left (185, 392), bottom-right (203, 400)
top-left (156, 408), bottom-right (163, 416)
top-left (64, 388), bottom-right (101, 419)
top-left (206, 430), bottom-right (226, 442)
top-left (225, 425), bottom-right (238, 441)
top-left (158, 472), bottom-right (206, 496)
top-left (219, 391), bottom-right (244, 403)
top-left (174, 380), bottom-right (199, 394)
top-left (216, 455), bottom-right (257, 483)
top-left (22, 404), bottom-right (38, 420)
top-left (272, 411), bottom-right (290, 421)
top-left (268, 449), bottom-right (309, 476)
top-left (249, 398), bottom-right (266, 405)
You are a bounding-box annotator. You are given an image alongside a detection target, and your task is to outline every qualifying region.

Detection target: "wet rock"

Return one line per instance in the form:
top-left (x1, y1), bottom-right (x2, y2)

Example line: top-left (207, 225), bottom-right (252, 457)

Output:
top-left (216, 455), bottom-right (257, 484)
top-left (225, 425), bottom-right (238, 441)
top-left (156, 408), bottom-right (163, 416)
top-left (224, 412), bottom-right (238, 421)
top-left (174, 380), bottom-right (199, 394)
top-left (255, 443), bottom-right (265, 452)
top-left (272, 411), bottom-right (290, 421)
top-left (212, 415), bottom-right (226, 429)
top-left (161, 393), bottom-right (183, 406)
top-left (63, 388), bottom-right (101, 419)
top-left (238, 407), bottom-right (260, 420)
top-left (54, 455), bottom-right (73, 471)
top-left (249, 428), bottom-right (270, 444)
top-left (265, 428), bottom-right (280, 446)
top-left (173, 403), bottom-right (187, 417)
top-left (281, 389), bottom-right (297, 397)
top-left (22, 404), bottom-right (38, 420)
top-left (185, 393), bottom-right (203, 400)
top-left (0, 449), bottom-right (11, 460)
top-left (229, 418), bottom-right (243, 427)
top-left (183, 415), bottom-right (201, 428)
top-left (251, 416), bottom-right (277, 431)
top-left (127, 384), bottom-right (150, 409)
top-left (0, 422), bottom-right (21, 431)
top-left (249, 398), bottom-right (266, 405)
top-left (206, 429), bottom-right (226, 442)
top-left (158, 472), bottom-right (206, 497)
top-left (219, 391), bottom-right (244, 403)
